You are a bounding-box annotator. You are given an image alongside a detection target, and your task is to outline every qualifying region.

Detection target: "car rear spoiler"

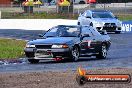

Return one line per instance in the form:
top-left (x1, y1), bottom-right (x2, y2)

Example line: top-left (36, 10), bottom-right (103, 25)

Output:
top-left (98, 30), bottom-right (107, 35)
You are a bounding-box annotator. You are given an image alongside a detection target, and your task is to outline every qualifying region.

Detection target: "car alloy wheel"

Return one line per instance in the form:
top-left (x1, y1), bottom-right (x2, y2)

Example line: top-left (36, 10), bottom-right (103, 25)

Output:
top-left (72, 46), bottom-right (80, 61)
top-left (96, 44), bottom-right (107, 59)
top-left (102, 45), bottom-right (107, 58)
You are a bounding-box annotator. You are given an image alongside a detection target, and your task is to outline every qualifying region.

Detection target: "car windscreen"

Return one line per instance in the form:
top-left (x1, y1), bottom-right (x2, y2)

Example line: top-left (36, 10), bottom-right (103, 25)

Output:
top-left (90, 27), bottom-right (101, 36)
top-left (44, 26), bottom-right (80, 37)
top-left (43, 27), bottom-right (58, 37)
top-left (92, 12), bottom-right (114, 18)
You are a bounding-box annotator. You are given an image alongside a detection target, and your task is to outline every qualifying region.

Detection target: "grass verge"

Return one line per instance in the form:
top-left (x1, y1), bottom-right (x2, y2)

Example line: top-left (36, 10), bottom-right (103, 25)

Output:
top-left (2, 12), bottom-right (79, 19)
top-left (0, 38), bottom-right (26, 59)
top-left (115, 14), bottom-right (132, 21)
top-left (2, 12), bottom-right (132, 21)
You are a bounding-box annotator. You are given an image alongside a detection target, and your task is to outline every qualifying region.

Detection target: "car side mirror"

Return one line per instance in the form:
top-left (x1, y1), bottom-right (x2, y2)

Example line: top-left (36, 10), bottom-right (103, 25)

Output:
top-left (38, 34), bottom-right (43, 37)
top-left (115, 16), bottom-right (118, 19)
top-left (86, 16), bottom-right (91, 19)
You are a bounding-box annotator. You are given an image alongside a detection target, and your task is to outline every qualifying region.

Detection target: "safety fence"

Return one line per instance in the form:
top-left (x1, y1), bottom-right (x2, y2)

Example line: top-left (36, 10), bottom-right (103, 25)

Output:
top-left (0, 3), bottom-right (132, 19)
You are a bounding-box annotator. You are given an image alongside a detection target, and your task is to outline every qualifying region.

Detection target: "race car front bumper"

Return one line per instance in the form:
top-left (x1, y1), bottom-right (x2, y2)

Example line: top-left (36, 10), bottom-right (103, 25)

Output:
top-left (24, 48), bottom-right (71, 60)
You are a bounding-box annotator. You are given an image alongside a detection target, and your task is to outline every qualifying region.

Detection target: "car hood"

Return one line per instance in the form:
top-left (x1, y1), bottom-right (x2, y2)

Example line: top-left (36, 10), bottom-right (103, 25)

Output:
top-left (93, 18), bottom-right (119, 23)
top-left (28, 37), bottom-right (75, 45)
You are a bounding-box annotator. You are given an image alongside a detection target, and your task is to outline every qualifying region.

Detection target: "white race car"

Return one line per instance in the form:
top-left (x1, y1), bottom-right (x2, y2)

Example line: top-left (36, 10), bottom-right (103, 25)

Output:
top-left (78, 10), bottom-right (122, 34)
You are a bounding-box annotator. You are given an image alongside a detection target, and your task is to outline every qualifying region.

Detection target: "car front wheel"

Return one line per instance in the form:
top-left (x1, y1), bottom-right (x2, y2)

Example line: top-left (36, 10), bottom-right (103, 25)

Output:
top-left (71, 46), bottom-right (80, 61)
top-left (28, 59), bottom-right (39, 64)
top-left (96, 44), bottom-right (107, 59)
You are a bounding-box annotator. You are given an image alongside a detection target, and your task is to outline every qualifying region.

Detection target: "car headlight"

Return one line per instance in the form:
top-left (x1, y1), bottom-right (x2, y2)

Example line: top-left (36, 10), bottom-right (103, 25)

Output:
top-left (51, 44), bottom-right (69, 48)
top-left (26, 44), bottom-right (35, 48)
top-left (116, 21), bottom-right (122, 27)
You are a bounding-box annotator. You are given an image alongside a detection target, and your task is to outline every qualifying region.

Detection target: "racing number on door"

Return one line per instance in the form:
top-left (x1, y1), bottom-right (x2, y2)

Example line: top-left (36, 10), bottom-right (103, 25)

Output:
top-left (82, 40), bottom-right (92, 48)
top-left (87, 40), bottom-right (91, 48)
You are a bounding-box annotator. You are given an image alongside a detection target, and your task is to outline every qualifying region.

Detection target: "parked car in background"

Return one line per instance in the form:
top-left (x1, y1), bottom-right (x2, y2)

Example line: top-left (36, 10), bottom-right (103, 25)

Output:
top-left (74, 0), bottom-right (96, 4)
top-left (78, 10), bottom-right (122, 34)
top-left (24, 25), bottom-right (111, 63)
top-left (49, 0), bottom-right (96, 5)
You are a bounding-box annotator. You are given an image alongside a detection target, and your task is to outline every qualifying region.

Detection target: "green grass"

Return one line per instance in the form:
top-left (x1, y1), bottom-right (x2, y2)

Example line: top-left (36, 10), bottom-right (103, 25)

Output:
top-left (2, 12), bottom-right (132, 21)
top-left (0, 38), bottom-right (26, 59)
top-left (116, 14), bottom-right (132, 21)
top-left (2, 12), bottom-right (79, 19)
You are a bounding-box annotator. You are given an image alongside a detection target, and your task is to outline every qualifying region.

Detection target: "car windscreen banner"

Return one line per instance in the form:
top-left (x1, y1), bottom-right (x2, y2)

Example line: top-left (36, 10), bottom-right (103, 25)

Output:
top-left (122, 21), bottom-right (132, 32)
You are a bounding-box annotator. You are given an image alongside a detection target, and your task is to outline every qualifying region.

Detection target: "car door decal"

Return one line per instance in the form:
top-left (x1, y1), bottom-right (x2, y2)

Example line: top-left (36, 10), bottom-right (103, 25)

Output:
top-left (88, 40), bottom-right (92, 48)
top-left (82, 40), bottom-right (92, 48)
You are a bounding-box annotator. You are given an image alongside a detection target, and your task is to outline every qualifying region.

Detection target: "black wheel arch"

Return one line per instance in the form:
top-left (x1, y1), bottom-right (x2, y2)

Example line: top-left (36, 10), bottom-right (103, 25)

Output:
top-left (73, 44), bottom-right (81, 52)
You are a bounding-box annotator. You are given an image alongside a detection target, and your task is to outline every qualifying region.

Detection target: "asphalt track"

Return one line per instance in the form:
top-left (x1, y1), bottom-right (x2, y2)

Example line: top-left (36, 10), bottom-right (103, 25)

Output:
top-left (0, 29), bottom-right (132, 72)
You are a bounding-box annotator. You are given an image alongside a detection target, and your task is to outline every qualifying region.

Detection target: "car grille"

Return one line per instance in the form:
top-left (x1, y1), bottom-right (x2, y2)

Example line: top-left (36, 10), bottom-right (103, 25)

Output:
top-left (103, 26), bottom-right (116, 31)
top-left (103, 23), bottom-right (116, 31)
top-left (105, 23), bottom-right (116, 26)
top-left (35, 45), bottom-right (52, 49)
